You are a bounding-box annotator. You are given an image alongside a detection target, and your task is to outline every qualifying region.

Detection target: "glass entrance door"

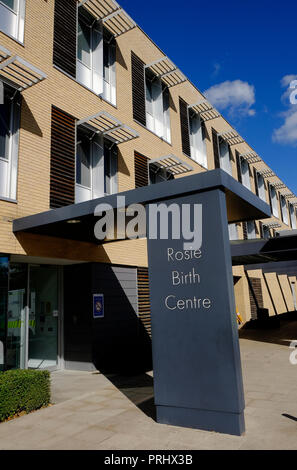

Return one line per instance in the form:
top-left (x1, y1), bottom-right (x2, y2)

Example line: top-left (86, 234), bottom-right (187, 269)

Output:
top-left (6, 263), bottom-right (61, 371)
top-left (28, 265), bottom-right (59, 370)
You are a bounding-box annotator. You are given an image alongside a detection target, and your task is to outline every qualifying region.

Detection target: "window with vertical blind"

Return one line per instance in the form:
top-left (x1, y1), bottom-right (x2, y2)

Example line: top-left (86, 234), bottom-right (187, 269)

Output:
top-left (53, 1), bottom-right (116, 104)
top-left (269, 184), bottom-right (279, 218)
top-left (280, 195), bottom-right (289, 225)
top-left (255, 170), bottom-right (266, 202)
top-left (145, 70), bottom-right (171, 142)
top-left (247, 221), bottom-right (256, 239)
top-left (218, 138), bottom-right (232, 175)
top-left (179, 99), bottom-right (207, 167)
top-left (188, 110), bottom-right (207, 168)
top-left (0, 82), bottom-right (21, 201)
top-left (0, 0), bottom-right (26, 43)
top-left (239, 158), bottom-right (251, 190)
top-left (289, 203), bottom-right (297, 229)
top-left (228, 223), bottom-right (238, 241)
top-left (75, 125), bottom-right (118, 204)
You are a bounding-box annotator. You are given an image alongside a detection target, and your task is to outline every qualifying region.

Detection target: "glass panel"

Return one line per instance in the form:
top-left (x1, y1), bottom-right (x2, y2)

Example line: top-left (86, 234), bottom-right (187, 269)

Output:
top-left (219, 140), bottom-right (232, 175)
top-left (6, 263), bottom-right (27, 370)
top-left (0, 90), bottom-right (12, 160)
top-left (104, 142), bottom-right (111, 194)
top-left (28, 266), bottom-right (58, 370)
top-left (76, 130), bottom-right (91, 188)
top-left (1, 0), bottom-right (17, 12)
top-left (247, 221), bottom-right (256, 239)
top-left (0, 256), bottom-right (9, 371)
top-left (77, 20), bottom-right (91, 68)
top-left (241, 159), bottom-right (251, 189)
top-left (257, 173), bottom-right (266, 201)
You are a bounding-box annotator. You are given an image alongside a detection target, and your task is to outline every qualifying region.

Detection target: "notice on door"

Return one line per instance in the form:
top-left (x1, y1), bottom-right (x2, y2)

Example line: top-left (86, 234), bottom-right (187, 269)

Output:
top-left (93, 294), bottom-right (104, 319)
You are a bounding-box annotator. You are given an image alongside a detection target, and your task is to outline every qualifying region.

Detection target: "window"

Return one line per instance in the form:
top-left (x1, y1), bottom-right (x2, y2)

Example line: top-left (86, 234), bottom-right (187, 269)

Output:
top-left (149, 163), bottom-right (174, 184)
top-left (75, 126), bottom-right (117, 203)
top-left (280, 195), bottom-right (289, 225)
top-left (145, 71), bottom-right (171, 143)
top-left (247, 221), bottom-right (256, 239)
top-left (77, 7), bottom-right (116, 104)
top-left (0, 82), bottom-right (20, 200)
top-left (0, 0), bottom-right (26, 43)
top-left (261, 224), bottom-right (270, 239)
top-left (240, 158), bottom-right (251, 190)
top-left (256, 171), bottom-right (266, 202)
top-left (269, 185), bottom-right (279, 218)
top-left (218, 138), bottom-right (232, 175)
top-left (189, 110), bottom-right (207, 168)
top-left (228, 223), bottom-right (238, 241)
top-left (289, 204), bottom-right (297, 229)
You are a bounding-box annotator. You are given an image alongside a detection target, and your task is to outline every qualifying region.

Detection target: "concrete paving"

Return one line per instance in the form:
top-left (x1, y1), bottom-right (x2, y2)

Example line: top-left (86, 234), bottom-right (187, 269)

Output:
top-left (1, 335), bottom-right (297, 450)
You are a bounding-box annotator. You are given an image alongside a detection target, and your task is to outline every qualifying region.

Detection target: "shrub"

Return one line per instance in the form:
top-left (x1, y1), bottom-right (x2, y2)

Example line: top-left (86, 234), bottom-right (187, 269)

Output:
top-left (0, 369), bottom-right (51, 422)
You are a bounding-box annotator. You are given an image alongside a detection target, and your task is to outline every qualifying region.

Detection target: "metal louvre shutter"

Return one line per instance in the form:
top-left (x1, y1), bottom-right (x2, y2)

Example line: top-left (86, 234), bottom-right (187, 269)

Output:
top-left (212, 127), bottom-right (220, 169)
top-left (134, 151), bottom-right (149, 188)
top-left (248, 277), bottom-right (264, 320)
top-left (131, 52), bottom-right (146, 126)
top-left (179, 97), bottom-right (191, 157)
top-left (53, 0), bottom-right (77, 78)
top-left (137, 267), bottom-right (151, 337)
top-left (242, 222), bottom-right (248, 240)
top-left (50, 106), bottom-right (76, 208)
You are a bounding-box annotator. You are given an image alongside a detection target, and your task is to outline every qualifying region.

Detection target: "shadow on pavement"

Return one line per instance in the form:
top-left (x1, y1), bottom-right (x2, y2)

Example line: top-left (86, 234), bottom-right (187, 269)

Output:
top-left (104, 373), bottom-right (156, 421)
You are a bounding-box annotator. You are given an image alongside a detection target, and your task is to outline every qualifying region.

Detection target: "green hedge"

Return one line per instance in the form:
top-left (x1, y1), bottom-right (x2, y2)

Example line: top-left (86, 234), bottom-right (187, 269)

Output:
top-left (0, 369), bottom-right (51, 422)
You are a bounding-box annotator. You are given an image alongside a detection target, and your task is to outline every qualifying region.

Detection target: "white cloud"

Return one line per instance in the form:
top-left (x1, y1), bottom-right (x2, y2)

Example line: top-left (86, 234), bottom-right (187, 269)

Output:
top-left (272, 74), bottom-right (297, 145)
top-left (204, 80), bottom-right (256, 117)
top-left (272, 110), bottom-right (297, 146)
top-left (281, 74), bottom-right (297, 88)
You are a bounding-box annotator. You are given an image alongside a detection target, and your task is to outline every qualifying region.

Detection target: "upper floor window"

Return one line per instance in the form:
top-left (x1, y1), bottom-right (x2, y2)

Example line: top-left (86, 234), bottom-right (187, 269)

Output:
top-left (0, 0), bottom-right (26, 43)
top-left (145, 71), bottom-right (171, 143)
top-left (261, 224), bottom-right (270, 239)
top-left (289, 203), bottom-right (297, 229)
top-left (76, 7), bottom-right (116, 104)
top-left (228, 223), bottom-right (238, 241)
top-left (280, 195), bottom-right (289, 225)
top-left (0, 81), bottom-right (20, 200)
top-left (75, 125), bottom-right (117, 204)
top-left (218, 138), bottom-right (232, 176)
top-left (255, 171), bottom-right (266, 202)
top-left (149, 162), bottom-right (174, 184)
top-left (269, 184), bottom-right (279, 218)
top-left (239, 157), bottom-right (251, 190)
top-left (188, 110), bottom-right (207, 168)
top-left (247, 221), bottom-right (256, 239)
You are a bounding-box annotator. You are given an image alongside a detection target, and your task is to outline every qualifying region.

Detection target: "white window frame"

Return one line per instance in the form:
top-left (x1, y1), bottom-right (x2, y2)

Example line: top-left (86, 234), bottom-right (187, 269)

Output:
top-left (280, 195), bottom-right (289, 225)
top-left (0, 82), bottom-right (20, 201)
top-left (240, 157), bottom-right (251, 190)
top-left (289, 204), bottom-right (297, 229)
top-left (188, 110), bottom-right (207, 168)
top-left (218, 138), bottom-right (232, 176)
top-left (76, 6), bottom-right (116, 105)
top-left (256, 171), bottom-right (266, 202)
top-left (269, 185), bottom-right (279, 218)
top-left (0, 0), bottom-right (26, 43)
top-left (75, 125), bottom-right (118, 204)
top-left (145, 73), bottom-right (171, 143)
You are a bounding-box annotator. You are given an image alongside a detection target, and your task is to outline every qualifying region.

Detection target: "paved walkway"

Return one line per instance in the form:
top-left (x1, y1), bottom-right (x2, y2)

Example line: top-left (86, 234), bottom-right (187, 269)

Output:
top-left (1, 336), bottom-right (297, 450)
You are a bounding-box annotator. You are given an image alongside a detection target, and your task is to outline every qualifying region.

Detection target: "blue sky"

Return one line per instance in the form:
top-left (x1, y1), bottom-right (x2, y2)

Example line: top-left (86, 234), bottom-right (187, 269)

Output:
top-left (120, 0), bottom-right (297, 194)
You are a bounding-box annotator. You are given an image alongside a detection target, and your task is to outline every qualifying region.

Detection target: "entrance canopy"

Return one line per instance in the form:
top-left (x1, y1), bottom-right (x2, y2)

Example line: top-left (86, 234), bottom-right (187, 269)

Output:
top-left (13, 169), bottom-right (271, 244)
top-left (231, 230), bottom-right (297, 266)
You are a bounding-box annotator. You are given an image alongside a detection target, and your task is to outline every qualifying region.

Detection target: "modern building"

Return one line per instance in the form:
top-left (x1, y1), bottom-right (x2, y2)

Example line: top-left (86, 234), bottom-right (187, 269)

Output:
top-left (0, 0), bottom-right (296, 373)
